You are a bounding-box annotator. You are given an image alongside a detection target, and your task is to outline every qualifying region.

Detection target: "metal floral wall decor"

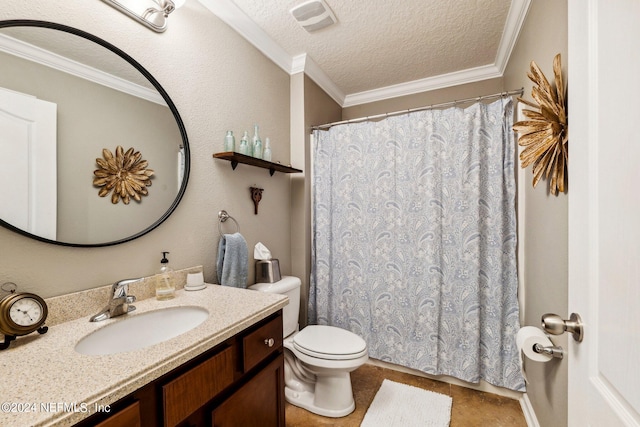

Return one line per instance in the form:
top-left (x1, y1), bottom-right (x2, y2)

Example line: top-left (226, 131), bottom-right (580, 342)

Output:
top-left (93, 146), bottom-right (154, 204)
top-left (513, 53), bottom-right (568, 195)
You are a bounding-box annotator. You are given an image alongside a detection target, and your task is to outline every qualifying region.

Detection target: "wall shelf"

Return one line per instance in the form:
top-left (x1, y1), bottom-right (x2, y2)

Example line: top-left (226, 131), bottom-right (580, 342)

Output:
top-left (213, 152), bottom-right (302, 176)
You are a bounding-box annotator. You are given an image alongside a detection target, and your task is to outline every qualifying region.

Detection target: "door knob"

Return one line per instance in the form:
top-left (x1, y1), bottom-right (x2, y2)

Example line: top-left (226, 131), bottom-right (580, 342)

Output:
top-left (541, 312), bottom-right (584, 342)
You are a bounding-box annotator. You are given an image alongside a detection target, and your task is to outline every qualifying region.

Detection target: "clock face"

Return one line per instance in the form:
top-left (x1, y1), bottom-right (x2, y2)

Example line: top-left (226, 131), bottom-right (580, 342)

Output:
top-left (9, 297), bottom-right (44, 327)
top-left (0, 292), bottom-right (48, 336)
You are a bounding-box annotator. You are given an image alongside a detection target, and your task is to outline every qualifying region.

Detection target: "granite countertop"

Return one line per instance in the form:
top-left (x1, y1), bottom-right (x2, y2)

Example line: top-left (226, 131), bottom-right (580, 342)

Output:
top-left (0, 284), bottom-right (288, 427)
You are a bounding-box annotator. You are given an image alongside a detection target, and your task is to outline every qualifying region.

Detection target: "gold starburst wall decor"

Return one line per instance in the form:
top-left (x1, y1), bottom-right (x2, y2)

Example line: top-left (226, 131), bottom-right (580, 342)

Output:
top-left (93, 146), bottom-right (154, 204)
top-left (513, 53), bottom-right (568, 195)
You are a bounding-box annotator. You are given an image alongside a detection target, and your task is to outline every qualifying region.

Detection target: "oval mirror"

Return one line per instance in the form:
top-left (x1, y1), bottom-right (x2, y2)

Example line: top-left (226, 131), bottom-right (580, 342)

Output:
top-left (0, 20), bottom-right (189, 247)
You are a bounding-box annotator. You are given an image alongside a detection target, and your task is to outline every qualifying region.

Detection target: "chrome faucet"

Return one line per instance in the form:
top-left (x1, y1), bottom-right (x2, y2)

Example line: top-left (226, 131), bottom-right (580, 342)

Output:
top-left (90, 278), bottom-right (139, 322)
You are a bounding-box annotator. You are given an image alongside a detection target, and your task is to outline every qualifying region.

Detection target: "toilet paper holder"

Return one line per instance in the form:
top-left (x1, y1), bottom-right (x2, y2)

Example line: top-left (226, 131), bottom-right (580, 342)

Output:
top-left (532, 343), bottom-right (564, 359)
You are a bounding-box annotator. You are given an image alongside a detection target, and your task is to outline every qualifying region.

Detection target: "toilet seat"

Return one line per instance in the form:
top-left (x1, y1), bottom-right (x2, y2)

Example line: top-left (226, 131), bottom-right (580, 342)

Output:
top-left (293, 325), bottom-right (367, 360)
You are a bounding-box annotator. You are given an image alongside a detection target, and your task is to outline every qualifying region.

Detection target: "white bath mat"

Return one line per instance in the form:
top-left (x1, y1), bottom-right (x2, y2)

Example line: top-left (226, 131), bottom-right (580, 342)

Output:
top-left (360, 379), bottom-right (452, 427)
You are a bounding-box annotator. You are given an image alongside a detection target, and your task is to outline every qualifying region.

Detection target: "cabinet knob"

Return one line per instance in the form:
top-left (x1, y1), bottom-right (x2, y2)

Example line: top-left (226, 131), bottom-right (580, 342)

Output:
top-left (264, 338), bottom-right (275, 347)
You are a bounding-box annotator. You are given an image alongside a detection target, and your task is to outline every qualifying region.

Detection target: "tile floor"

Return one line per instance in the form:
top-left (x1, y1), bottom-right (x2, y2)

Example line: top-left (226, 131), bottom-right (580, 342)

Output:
top-left (285, 364), bottom-right (527, 427)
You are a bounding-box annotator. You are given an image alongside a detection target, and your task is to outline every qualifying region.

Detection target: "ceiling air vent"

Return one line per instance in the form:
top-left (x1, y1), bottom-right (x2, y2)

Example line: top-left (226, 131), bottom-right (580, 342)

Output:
top-left (290, 0), bottom-right (337, 33)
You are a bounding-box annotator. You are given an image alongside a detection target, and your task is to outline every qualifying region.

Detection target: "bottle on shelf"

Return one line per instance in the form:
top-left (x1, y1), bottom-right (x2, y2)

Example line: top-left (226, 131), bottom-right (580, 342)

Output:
top-left (224, 130), bottom-right (235, 152)
top-left (252, 124), bottom-right (263, 159)
top-left (238, 131), bottom-right (250, 155)
top-left (253, 138), bottom-right (263, 159)
top-left (263, 137), bottom-right (272, 162)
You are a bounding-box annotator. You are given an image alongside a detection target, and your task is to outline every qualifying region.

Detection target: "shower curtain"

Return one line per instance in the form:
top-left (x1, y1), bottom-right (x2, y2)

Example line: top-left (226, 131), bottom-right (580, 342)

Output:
top-left (310, 98), bottom-right (525, 391)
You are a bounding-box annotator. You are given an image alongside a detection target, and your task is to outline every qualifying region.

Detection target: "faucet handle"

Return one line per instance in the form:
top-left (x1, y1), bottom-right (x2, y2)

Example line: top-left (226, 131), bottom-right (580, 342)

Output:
top-left (111, 278), bottom-right (141, 298)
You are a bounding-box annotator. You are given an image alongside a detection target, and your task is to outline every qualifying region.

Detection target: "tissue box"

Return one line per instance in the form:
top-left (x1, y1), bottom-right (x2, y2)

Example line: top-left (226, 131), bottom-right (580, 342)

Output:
top-left (255, 259), bottom-right (281, 283)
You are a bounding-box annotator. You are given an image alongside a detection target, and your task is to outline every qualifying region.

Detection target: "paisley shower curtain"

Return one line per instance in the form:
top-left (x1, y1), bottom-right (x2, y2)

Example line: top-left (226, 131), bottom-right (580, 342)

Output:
top-left (309, 98), bottom-right (525, 391)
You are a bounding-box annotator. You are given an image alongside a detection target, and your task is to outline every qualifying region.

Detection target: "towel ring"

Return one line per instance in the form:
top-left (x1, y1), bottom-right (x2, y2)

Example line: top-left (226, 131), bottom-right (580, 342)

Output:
top-left (218, 210), bottom-right (240, 236)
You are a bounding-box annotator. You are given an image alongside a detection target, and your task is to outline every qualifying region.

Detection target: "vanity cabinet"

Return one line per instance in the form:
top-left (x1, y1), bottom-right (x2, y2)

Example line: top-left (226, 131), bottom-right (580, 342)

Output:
top-left (212, 354), bottom-right (284, 426)
top-left (163, 346), bottom-right (235, 426)
top-left (212, 316), bottom-right (285, 426)
top-left (75, 311), bottom-right (284, 427)
top-left (94, 401), bottom-right (141, 427)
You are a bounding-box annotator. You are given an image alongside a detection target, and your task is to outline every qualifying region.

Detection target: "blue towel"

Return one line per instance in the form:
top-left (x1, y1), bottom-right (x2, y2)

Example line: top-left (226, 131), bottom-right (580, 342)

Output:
top-left (216, 232), bottom-right (249, 287)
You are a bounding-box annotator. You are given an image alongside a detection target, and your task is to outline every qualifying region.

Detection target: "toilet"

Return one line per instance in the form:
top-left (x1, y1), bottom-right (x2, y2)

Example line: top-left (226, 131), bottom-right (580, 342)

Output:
top-left (249, 276), bottom-right (368, 417)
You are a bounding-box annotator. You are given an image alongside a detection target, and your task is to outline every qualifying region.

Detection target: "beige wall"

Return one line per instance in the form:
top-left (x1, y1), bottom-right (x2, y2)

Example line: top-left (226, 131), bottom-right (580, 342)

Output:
top-left (1, 1), bottom-right (292, 297)
top-left (503, 1), bottom-right (569, 426)
top-left (290, 74), bottom-right (341, 328)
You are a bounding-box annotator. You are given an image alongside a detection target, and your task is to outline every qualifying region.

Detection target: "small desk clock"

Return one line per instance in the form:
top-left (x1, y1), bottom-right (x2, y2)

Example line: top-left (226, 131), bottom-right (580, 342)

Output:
top-left (0, 282), bottom-right (48, 350)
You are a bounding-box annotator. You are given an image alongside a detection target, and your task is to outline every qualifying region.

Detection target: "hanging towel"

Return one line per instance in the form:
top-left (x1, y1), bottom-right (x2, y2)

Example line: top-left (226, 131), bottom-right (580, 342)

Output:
top-left (216, 232), bottom-right (249, 287)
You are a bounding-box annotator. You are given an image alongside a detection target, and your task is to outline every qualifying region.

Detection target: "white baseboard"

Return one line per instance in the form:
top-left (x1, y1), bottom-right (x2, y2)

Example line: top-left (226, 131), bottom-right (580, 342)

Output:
top-left (520, 393), bottom-right (541, 427)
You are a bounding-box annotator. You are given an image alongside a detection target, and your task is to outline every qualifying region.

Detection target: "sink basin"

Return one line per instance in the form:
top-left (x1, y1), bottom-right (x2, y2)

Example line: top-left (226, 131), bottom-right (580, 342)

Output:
top-left (75, 306), bottom-right (209, 356)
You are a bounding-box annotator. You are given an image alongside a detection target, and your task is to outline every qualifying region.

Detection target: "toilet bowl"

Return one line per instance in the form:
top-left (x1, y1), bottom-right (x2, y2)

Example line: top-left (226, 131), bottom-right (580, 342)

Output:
top-left (249, 277), bottom-right (368, 417)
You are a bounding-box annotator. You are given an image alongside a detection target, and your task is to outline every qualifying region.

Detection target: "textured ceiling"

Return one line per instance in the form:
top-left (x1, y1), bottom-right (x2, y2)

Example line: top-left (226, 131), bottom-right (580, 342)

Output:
top-left (0, 1), bottom-right (522, 107)
top-left (229, 0), bottom-right (512, 97)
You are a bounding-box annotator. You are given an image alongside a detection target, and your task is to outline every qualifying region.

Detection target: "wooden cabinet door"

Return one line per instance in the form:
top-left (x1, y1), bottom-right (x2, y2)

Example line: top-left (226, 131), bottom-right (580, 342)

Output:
top-left (94, 401), bottom-right (141, 427)
top-left (212, 354), bottom-right (284, 427)
top-left (163, 346), bottom-right (235, 427)
top-left (243, 314), bottom-right (282, 372)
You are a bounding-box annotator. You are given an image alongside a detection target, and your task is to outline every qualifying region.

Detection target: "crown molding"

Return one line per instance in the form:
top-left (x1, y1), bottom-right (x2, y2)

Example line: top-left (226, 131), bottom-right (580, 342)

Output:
top-left (290, 53), bottom-right (307, 74)
top-left (0, 33), bottom-right (165, 105)
top-left (198, 0), bottom-right (293, 73)
top-left (495, 0), bottom-right (532, 73)
top-left (342, 64), bottom-right (503, 108)
top-left (291, 53), bottom-right (345, 105)
top-left (208, 0), bottom-right (531, 108)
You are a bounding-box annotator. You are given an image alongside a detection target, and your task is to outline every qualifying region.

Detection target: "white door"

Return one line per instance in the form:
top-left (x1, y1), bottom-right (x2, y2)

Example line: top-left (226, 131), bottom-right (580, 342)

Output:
top-left (0, 87), bottom-right (57, 240)
top-left (568, 0), bottom-right (640, 425)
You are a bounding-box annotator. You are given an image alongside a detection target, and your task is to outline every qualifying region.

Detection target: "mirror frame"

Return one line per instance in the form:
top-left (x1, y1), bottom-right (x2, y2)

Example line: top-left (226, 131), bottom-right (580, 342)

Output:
top-left (0, 19), bottom-right (190, 247)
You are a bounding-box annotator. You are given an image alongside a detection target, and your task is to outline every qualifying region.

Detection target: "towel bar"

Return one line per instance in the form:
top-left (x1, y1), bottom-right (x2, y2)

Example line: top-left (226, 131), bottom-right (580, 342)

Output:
top-left (218, 210), bottom-right (240, 236)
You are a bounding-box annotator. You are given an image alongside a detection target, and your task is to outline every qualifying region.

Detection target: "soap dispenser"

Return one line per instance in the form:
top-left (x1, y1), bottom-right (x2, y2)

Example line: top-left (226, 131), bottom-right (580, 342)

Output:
top-left (156, 251), bottom-right (176, 300)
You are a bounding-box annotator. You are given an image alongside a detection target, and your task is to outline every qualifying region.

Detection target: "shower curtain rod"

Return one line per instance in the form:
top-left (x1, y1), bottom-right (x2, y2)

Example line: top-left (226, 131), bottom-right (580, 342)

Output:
top-left (311, 88), bottom-right (524, 130)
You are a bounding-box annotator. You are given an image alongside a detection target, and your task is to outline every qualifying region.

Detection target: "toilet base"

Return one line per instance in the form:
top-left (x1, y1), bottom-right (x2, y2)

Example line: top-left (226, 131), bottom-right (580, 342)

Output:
top-left (283, 348), bottom-right (362, 418)
top-left (281, 328), bottom-right (368, 418)
top-left (285, 386), bottom-right (355, 418)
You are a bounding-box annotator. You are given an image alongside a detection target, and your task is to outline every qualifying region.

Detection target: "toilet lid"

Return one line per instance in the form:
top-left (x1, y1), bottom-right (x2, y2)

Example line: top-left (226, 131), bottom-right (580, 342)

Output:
top-left (293, 325), bottom-right (367, 360)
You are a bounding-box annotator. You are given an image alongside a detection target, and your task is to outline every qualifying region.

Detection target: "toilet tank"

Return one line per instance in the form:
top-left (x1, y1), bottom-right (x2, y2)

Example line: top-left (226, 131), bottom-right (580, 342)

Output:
top-left (248, 276), bottom-right (301, 337)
